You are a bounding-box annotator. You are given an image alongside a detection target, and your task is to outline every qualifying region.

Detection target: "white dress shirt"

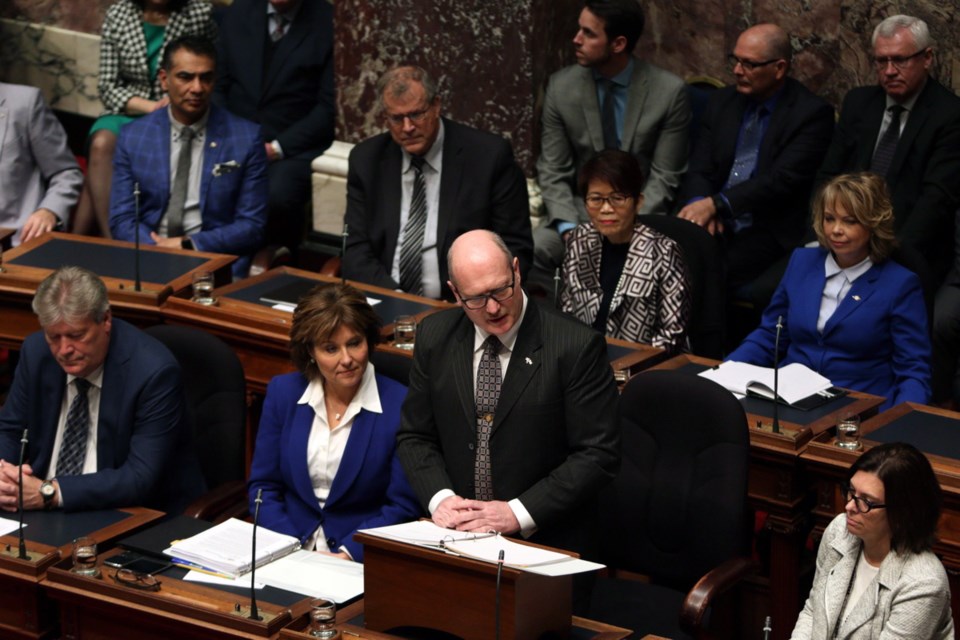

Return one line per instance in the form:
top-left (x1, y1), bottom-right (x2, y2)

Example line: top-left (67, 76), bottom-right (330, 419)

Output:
top-left (159, 108), bottom-right (209, 237)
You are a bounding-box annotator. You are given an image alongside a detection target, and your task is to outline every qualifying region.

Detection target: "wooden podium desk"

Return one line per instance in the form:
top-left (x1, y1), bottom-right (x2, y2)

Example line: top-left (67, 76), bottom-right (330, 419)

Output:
top-left (45, 548), bottom-right (311, 640)
top-left (802, 402), bottom-right (960, 626)
top-left (278, 599), bottom-right (632, 640)
top-left (0, 233), bottom-right (234, 350)
top-left (161, 266), bottom-right (452, 395)
top-left (0, 507), bottom-right (162, 639)
top-left (650, 354), bottom-right (884, 640)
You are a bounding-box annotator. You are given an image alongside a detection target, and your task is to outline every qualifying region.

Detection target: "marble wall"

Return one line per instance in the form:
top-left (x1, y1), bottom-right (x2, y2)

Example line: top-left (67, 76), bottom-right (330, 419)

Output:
top-left (3, 0), bottom-right (959, 170)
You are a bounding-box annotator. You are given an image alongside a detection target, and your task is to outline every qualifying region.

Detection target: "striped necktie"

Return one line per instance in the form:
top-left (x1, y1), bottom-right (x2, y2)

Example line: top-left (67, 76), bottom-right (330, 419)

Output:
top-left (399, 156), bottom-right (427, 295)
top-left (57, 378), bottom-right (91, 476)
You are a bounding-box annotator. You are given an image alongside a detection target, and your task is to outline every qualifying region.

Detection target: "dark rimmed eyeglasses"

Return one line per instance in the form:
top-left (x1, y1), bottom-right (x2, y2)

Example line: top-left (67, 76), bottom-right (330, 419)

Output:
top-left (457, 274), bottom-right (516, 310)
top-left (384, 107), bottom-right (432, 126)
top-left (111, 568), bottom-right (161, 591)
top-left (873, 49), bottom-right (928, 70)
top-left (727, 54), bottom-right (781, 72)
top-left (842, 484), bottom-right (886, 514)
top-left (584, 193), bottom-right (632, 210)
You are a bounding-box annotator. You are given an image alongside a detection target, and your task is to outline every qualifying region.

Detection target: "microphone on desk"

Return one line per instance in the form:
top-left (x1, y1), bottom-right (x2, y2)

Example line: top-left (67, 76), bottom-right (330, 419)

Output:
top-left (133, 181), bottom-right (142, 292)
top-left (763, 615), bottom-right (772, 640)
top-left (17, 429), bottom-right (28, 560)
top-left (340, 223), bottom-right (349, 285)
top-left (772, 315), bottom-right (783, 435)
top-left (248, 488), bottom-right (263, 621)
top-left (495, 548), bottom-right (505, 640)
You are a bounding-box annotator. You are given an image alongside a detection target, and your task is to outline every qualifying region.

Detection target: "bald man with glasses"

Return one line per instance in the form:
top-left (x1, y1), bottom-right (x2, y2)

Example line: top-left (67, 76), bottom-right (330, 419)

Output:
top-left (676, 23), bottom-right (834, 300)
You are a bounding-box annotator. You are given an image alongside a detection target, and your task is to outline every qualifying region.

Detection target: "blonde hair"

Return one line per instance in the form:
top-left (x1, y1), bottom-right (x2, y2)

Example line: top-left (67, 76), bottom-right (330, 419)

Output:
top-left (812, 172), bottom-right (897, 263)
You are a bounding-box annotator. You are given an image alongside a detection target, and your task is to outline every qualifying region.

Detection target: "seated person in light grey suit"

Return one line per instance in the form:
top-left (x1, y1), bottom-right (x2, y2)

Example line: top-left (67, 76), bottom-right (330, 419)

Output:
top-left (791, 443), bottom-right (953, 639)
top-left (533, 0), bottom-right (690, 294)
top-left (0, 82), bottom-right (83, 246)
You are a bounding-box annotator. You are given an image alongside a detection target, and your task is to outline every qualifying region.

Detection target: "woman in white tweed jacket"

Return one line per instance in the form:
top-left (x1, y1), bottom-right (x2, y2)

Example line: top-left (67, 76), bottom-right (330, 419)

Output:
top-left (75, 0), bottom-right (216, 236)
top-left (791, 442), bottom-right (954, 639)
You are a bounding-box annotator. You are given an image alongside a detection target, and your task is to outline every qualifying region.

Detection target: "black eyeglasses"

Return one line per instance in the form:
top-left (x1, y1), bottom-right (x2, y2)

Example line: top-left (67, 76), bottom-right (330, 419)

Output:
top-left (112, 568), bottom-right (161, 591)
top-left (584, 193), bottom-right (632, 210)
top-left (842, 484), bottom-right (887, 514)
top-left (385, 107), bottom-right (432, 126)
top-left (457, 274), bottom-right (516, 310)
top-left (873, 49), bottom-right (928, 70)
top-left (727, 54), bottom-right (781, 72)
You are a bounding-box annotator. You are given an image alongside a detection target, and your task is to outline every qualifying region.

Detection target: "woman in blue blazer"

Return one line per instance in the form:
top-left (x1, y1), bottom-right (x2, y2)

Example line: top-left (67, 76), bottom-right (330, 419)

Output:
top-left (248, 283), bottom-right (421, 562)
top-left (728, 173), bottom-right (931, 410)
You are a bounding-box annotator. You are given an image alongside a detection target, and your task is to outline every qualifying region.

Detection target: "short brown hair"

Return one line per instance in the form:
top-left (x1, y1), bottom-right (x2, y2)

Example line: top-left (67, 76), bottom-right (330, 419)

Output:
top-left (289, 283), bottom-right (382, 380)
top-left (812, 172), bottom-right (897, 263)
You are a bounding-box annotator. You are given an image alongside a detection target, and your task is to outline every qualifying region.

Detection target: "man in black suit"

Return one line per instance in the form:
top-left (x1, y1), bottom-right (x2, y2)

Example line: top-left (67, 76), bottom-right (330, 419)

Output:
top-left (396, 230), bottom-right (620, 586)
top-left (817, 14), bottom-right (960, 281)
top-left (342, 66), bottom-right (533, 300)
top-left (213, 0), bottom-right (334, 254)
top-left (677, 24), bottom-right (834, 296)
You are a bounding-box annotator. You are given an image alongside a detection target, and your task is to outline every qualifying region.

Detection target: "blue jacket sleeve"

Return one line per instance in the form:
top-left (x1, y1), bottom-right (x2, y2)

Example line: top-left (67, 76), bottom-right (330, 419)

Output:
top-left (889, 273), bottom-right (933, 405)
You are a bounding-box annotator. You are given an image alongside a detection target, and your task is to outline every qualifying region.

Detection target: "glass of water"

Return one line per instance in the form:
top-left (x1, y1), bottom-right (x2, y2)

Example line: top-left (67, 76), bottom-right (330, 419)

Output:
top-left (72, 536), bottom-right (99, 576)
top-left (191, 270), bottom-right (216, 305)
top-left (835, 412), bottom-right (862, 450)
top-left (394, 315), bottom-right (416, 351)
top-left (308, 597), bottom-right (337, 638)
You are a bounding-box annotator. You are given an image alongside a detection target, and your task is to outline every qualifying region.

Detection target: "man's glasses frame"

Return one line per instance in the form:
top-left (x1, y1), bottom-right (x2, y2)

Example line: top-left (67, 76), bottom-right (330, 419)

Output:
top-left (727, 54), bottom-right (781, 72)
top-left (384, 107), bottom-right (433, 127)
top-left (111, 567), bottom-right (161, 591)
top-left (457, 274), bottom-right (516, 310)
top-left (873, 48), bottom-right (928, 70)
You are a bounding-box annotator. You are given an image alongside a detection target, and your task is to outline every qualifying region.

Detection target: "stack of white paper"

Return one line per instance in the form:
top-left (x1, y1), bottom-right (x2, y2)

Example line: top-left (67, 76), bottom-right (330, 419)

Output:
top-left (164, 518), bottom-right (300, 578)
top-left (700, 361), bottom-right (831, 405)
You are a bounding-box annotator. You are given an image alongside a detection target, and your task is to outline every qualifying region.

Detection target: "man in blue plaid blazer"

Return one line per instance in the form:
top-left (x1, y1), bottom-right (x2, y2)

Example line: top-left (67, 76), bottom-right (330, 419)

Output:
top-left (109, 36), bottom-right (267, 278)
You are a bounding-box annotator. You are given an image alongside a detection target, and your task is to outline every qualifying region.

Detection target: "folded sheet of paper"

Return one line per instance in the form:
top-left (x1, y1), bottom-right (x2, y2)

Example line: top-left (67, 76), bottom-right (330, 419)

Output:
top-left (255, 550), bottom-right (364, 602)
top-left (0, 517), bottom-right (26, 537)
top-left (700, 361), bottom-right (831, 405)
top-left (272, 297), bottom-right (381, 313)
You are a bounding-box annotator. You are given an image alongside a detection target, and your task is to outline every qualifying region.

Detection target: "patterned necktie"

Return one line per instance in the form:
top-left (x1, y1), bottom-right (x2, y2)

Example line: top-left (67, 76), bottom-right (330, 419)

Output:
top-left (166, 126), bottom-right (195, 238)
top-left (399, 156), bottom-right (427, 295)
top-left (600, 78), bottom-right (619, 150)
top-left (870, 105), bottom-right (905, 178)
top-left (726, 106), bottom-right (765, 188)
top-left (270, 13), bottom-right (288, 42)
top-left (57, 378), bottom-right (91, 476)
top-left (474, 336), bottom-right (502, 501)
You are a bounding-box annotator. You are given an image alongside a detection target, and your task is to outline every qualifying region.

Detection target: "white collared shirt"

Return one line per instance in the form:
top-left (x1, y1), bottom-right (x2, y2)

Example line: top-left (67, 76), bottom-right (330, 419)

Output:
top-left (299, 363), bottom-right (382, 553)
top-left (873, 86), bottom-right (923, 152)
top-left (390, 120), bottom-right (445, 299)
top-left (817, 253), bottom-right (873, 333)
top-left (49, 366), bottom-right (105, 508)
top-left (159, 107), bottom-right (209, 237)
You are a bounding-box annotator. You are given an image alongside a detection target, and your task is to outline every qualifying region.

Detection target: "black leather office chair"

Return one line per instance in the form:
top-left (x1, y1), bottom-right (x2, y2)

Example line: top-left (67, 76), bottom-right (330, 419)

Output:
top-left (638, 215), bottom-right (726, 358)
top-left (145, 325), bottom-right (248, 521)
top-left (370, 347), bottom-right (413, 386)
top-left (590, 370), bottom-right (756, 639)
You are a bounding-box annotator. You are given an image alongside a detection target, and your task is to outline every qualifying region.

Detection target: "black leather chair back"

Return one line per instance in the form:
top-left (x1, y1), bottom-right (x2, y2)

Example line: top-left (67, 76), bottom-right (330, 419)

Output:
top-left (370, 348), bottom-right (413, 386)
top-left (638, 215), bottom-right (726, 358)
top-left (600, 369), bottom-right (749, 592)
top-left (145, 325), bottom-right (246, 491)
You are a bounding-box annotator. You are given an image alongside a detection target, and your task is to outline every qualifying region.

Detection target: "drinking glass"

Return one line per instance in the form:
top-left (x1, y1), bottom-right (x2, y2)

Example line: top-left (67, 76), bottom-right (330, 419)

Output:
top-left (836, 412), bottom-right (862, 450)
top-left (72, 536), bottom-right (99, 576)
top-left (191, 271), bottom-right (216, 305)
top-left (394, 315), bottom-right (417, 351)
top-left (308, 597), bottom-right (337, 638)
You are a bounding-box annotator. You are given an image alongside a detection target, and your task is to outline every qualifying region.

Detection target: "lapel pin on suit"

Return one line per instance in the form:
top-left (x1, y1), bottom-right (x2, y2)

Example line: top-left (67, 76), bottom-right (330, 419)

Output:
top-left (852, 295), bottom-right (861, 301)
top-left (525, 357), bottom-right (532, 365)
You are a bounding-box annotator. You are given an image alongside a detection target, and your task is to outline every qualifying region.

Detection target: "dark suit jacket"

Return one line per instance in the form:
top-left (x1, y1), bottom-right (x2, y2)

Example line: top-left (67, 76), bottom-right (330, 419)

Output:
top-left (248, 371), bottom-right (421, 562)
top-left (817, 79), bottom-right (960, 277)
top-left (213, 0), bottom-right (334, 159)
top-left (342, 119), bottom-right (533, 299)
top-left (679, 78), bottom-right (834, 249)
top-left (109, 104), bottom-right (268, 278)
top-left (728, 247), bottom-right (931, 410)
top-left (396, 299), bottom-right (621, 555)
top-left (0, 319), bottom-right (204, 513)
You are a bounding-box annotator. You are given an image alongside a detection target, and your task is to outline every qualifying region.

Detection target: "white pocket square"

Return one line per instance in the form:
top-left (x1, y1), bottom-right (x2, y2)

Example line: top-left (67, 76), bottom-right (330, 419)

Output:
top-left (212, 160), bottom-right (241, 176)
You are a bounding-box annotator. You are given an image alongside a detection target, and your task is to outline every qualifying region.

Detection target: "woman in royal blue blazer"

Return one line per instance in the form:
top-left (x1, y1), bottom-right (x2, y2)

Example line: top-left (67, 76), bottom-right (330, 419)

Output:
top-left (728, 172), bottom-right (931, 410)
top-left (248, 283), bottom-right (421, 562)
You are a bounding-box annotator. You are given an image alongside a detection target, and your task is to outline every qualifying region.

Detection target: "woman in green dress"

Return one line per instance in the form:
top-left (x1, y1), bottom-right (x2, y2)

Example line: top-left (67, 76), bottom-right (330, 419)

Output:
top-left (74, 0), bottom-right (216, 236)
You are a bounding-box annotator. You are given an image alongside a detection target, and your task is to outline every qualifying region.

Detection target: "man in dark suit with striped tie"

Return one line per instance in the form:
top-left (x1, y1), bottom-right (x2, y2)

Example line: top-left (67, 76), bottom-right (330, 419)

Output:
top-left (396, 230), bottom-right (620, 611)
top-left (0, 267), bottom-right (203, 513)
top-left (342, 66), bottom-right (533, 301)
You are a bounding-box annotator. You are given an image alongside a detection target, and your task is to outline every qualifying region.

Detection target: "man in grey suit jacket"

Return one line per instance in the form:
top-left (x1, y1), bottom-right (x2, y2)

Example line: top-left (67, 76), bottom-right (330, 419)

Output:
top-left (0, 83), bottom-right (82, 246)
top-left (533, 0), bottom-right (690, 291)
top-left (397, 230), bottom-right (620, 607)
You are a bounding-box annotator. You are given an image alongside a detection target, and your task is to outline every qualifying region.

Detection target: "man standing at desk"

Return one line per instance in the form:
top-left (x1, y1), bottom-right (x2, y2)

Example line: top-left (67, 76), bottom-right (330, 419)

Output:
top-left (0, 267), bottom-right (203, 513)
top-left (109, 35), bottom-right (268, 279)
top-left (343, 66), bottom-right (533, 300)
top-left (396, 230), bottom-right (620, 577)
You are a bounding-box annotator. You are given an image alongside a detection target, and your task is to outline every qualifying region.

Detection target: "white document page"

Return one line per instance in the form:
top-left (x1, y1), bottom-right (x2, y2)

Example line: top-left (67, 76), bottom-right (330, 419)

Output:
top-left (255, 550), bottom-right (364, 603)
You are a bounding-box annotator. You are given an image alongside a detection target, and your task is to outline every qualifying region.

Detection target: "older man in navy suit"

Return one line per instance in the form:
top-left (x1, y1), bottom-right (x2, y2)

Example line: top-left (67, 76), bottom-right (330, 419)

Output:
top-left (214, 0), bottom-right (334, 254)
top-left (110, 35), bottom-right (268, 278)
top-left (0, 267), bottom-right (203, 513)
